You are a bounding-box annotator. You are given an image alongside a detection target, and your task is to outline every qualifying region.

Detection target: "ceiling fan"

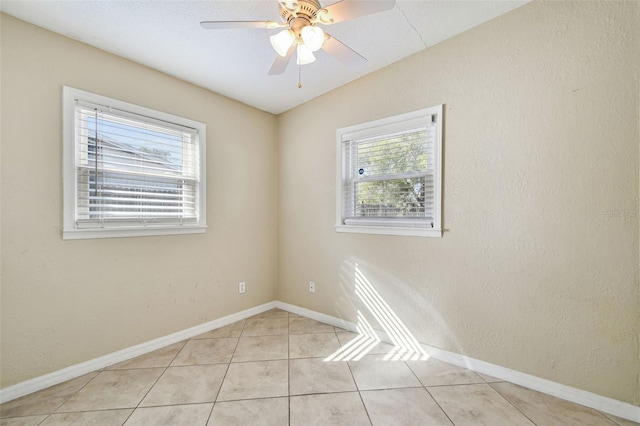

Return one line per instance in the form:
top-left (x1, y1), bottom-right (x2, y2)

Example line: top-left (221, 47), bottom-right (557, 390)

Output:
top-left (200, 0), bottom-right (396, 78)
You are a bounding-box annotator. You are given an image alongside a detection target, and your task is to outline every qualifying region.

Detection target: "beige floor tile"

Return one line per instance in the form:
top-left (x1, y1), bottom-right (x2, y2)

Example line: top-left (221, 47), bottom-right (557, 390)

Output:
top-left (232, 335), bottom-right (288, 362)
top-left (0, 373), bottom-right (99, 418)
top-left (348, 355), bottom-right (422, 390)
top-left (241, 318), bottom-right (289, 337)
top-left (249, 309), bottom-right (289, 320)
top-left (171, 337), bottom-right (237, 366)
top-left (0, 416), bottom-right (48, 426)
top-left (289, 358), bottom-right (357, 395)
top-left (39, 409), bottom-right (133, 425)
top-left (361, 388), bottom-right (453, 426)
top-left (107, 342), bottom-right (186, 370)
top-left (124, 403), bottom-right (212, 426)
top-left (208, 397), bottom-right (288, 425)
top-left (10, 311), bottom-right (627, 426)
top-left (140, 364), bottom-right (227, 406)
top-left (406, 358), bottom-right (484, 386)
top-left (289, 333), bottom-right (341, 358)
top-left (217, 360), bottom-right (288, 401)
top-left (56, 369), bottom-right (163, 412)
top-left (335, 332), bottom-right (396, 356)
top-left (491, 382), bottom-right (619, 425)
top-left (289, 317), bottom-right (334, 334)
top-left (290, 392), bottom-right (371, 426)
top-left (477, 372), bottom-right (503, 383)
top-left (192, 321), bottom-right (245, 339)
top-left (604, 413), bottom-right (640, 426)
top-left (428, 383), bottom-right (535, 426)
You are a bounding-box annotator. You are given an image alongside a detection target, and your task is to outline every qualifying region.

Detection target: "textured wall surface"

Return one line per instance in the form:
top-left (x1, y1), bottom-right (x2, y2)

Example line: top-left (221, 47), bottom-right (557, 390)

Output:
top-left (2, 0), bottom-right (639, 407)
top-left (0, 15), bottom-right (278, 388)
top-left (277, 1), bottom-right (639, 404)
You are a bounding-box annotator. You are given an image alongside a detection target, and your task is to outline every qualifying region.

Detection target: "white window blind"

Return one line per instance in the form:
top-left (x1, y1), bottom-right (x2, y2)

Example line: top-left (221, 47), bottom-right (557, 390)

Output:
top-left (336, 106), bottom-right (442, 237)
top-left (63, 87), bottom-right (207, 239)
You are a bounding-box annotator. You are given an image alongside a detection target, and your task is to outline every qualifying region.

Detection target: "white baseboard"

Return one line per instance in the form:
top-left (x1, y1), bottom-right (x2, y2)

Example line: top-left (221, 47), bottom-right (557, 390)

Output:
top-left (276, 301), bottom-right (358, 331)
top-left (0, 301), bottom-right (276, 404)
top-left (3, 300), bottom-right (638, 423)
top-left (275, 301), bottom-right (640, 424)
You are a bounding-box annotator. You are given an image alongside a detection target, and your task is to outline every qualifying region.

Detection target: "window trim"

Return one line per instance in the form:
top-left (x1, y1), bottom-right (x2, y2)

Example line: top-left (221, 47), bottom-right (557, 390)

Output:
top-left (335, 106), bottom-right (443, 238)
top-left (62, 86), bottom-right (207, 240)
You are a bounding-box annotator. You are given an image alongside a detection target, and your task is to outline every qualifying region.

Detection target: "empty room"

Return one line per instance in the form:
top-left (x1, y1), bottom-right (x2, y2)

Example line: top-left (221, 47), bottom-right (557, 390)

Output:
top-left (0, 0), bottom-right (638, 425)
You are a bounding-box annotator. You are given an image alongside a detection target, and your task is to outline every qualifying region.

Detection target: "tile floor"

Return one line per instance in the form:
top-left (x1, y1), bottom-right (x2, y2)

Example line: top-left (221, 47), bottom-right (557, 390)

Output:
top-left (1, 309), bottom-right (637, 426)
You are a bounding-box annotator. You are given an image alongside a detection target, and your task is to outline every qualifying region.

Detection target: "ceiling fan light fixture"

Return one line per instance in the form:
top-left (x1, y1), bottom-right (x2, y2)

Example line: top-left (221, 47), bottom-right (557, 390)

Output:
top-left (270, 29), bottom-right (295, 57)
top-left (301, 25), bottom-right (325, 52)
top-left (297, 43), bottom-right (316, 65)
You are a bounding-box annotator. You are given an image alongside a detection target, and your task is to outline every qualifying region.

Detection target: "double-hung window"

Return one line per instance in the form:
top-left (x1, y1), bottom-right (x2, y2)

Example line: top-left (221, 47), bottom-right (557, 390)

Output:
top-left (62, 86), bottom-right (207, 239)
top-left (336, 106), bottom-right (443, 237)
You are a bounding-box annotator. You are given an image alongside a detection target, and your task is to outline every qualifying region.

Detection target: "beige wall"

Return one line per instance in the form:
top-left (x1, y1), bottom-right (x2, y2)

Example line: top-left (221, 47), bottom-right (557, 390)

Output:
top-left (277, 1), bottom-right (639, 404)
top-left (0, 14), bottom-right (278, 388)
top-left (2, 0), bottom-right (639, 407)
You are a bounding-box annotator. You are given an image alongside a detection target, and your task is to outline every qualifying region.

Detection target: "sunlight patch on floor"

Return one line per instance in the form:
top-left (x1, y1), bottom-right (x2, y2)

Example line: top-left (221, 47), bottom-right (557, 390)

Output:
top-left (325, 263), bottom-right (429, 362)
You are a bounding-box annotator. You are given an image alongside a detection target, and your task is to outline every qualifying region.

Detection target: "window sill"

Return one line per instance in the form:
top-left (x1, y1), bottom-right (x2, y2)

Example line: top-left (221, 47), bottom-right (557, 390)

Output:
top-left (335, 224), bottom-right (442, 238)
top-left (63, 224), bottom-right (207, 240)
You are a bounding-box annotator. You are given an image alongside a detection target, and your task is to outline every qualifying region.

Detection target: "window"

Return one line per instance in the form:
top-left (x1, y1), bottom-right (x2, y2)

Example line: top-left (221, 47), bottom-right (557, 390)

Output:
top-left (62, 87), bottom-right (206, 239)
top-left (336, 106), bottom-right (442, 237)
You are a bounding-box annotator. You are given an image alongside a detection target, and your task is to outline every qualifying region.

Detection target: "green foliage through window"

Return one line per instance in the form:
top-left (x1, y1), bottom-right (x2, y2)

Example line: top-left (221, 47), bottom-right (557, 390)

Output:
top-left (345, 129), bottom-right (433, 220)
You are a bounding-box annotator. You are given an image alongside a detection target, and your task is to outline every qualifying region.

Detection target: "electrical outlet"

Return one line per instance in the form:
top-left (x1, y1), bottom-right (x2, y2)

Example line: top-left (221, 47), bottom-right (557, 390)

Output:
top-left (239, 281), bottom-right (246, 294)
top-left (309, 281), bottom-right (315, 293)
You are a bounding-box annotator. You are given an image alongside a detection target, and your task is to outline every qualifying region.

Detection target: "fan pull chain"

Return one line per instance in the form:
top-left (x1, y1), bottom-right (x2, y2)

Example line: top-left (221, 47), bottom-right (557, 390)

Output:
top-left (298, 62), bottom-right (302, 88)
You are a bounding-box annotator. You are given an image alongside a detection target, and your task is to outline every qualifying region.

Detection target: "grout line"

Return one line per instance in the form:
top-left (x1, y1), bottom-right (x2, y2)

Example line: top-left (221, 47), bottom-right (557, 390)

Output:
top-left (216, 393), bottom-right (289, 404)
top-left (342, 339), bottom-right (369, 424)
top-left (596, 410), bottom-right (632, 426)
top-left (601, 412), bottom-right (631, 426)
top-left (404, 360), bottom-right (436, 390)
top-left (31, 407), bottom-right (137, 426)
top-left (204, 318), bottom-right (249, 426)
top-left (357, 390), bottom-right (373, 424)
top-left (290, 389), bottom-right (366, 397)
top-left (423, 386), bottom-right (456, 426)
top-left (291, 390), bottom-right (363, 397)
top-left (212, 395), bottom-right (289, 403)
top-left (121, 339), bottom-right (191, 424)
top-left (136, 401), bottom-right (214, 408)
top-left (39, 371), bottom-right (102, 422)
top-left (12, 310), bottom-right (628, 426)
top-left (203, 395), bottom-right (217, 425)
top-left (400, 356), bottom-right (458, 425)
top-left (426, 382), bottom-right (508, 389)
top-left (485, 383), bottom-right (538, 426)
top-left (117, 401), bottom-right (213, 409)
top-left (223, 320), bottom-right (248, 389)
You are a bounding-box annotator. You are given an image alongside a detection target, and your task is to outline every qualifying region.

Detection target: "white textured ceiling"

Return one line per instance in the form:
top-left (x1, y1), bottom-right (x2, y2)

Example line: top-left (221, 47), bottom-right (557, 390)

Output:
top-left (1, 0), bottom-right (528, 114)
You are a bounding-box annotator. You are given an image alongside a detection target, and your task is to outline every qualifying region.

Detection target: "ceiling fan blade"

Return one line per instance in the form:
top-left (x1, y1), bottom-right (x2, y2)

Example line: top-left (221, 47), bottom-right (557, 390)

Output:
top-left (268, 44), bottom-right (296, 75)
top-left (322, 34), bottom-right (367, 70)
top-left (200, 21), bottom-right (283, 30)
top-left (319, 0), bottom-right (395, 25)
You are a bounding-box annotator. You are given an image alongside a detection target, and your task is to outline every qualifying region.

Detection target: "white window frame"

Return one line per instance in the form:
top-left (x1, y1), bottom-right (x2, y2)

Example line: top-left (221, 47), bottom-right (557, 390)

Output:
top-left (62, 86), bottom-right (207, 240)
top-left (336, 106), bottom-right (443, 238)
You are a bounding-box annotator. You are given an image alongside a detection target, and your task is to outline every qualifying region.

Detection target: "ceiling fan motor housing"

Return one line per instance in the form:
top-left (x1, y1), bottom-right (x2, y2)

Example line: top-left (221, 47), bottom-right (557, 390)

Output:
top-left (279, 0), bottom-right (322, 31)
